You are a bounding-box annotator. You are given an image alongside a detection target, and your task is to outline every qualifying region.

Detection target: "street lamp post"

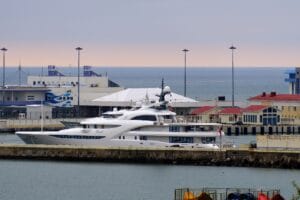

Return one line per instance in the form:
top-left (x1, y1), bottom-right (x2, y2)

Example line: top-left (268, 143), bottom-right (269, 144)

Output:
top-left (229, 45), bottom-right (236, 107)
top-left (182, 49), bottom-right (189, 97)
top-left (75, 47), bottom-right (83, 118)
top-left (1, 48), bottom-right (7, 104)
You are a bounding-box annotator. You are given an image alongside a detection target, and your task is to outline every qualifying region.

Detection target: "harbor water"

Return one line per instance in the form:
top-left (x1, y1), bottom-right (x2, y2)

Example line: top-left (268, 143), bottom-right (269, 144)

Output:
top-left (0, 67), bottom-right (298, 199)
top-left (0, 159), bottom-right (299, 200)
top-left (0, 134), bottom-right (299, 199)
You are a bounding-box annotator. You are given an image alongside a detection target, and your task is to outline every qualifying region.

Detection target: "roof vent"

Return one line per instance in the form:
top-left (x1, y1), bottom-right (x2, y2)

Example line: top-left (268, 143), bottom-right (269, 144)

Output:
top-left (218, 96), bottom-right (225, 101)
top-left (262, 92), bottom-right (266, 97)
top-left (270, 91), bottom-right (277, 97)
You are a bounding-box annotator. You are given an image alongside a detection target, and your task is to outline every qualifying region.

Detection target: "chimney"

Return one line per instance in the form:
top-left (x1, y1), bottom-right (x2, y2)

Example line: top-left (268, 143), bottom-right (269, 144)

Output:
top-left (262, 92), bottom-right (266, 97)
top-left (270, 91), bottom-right (277, 97)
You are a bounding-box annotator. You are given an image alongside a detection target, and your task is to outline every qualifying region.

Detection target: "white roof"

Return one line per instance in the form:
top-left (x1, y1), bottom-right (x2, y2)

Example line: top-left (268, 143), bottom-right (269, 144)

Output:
top-left (93, 88), bottom-right (197, 107)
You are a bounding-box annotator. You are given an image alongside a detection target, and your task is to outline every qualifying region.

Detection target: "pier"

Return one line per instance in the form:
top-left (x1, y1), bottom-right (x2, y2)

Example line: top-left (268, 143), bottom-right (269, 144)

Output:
top-left (0, 118), bottom-right (81, 132)
top-left (0, 144), bottom-right (299, 169)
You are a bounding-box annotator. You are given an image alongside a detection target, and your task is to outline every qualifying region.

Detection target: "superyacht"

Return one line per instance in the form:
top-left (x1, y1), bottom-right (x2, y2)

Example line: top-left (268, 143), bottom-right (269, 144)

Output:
top-left (16, 82), bottom-right (226, 149)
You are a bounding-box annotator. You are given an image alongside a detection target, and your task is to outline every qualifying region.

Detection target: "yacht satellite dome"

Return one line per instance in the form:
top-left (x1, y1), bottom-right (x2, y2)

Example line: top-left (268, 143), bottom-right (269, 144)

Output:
top-left (163, 86), bottom-right (171, 94)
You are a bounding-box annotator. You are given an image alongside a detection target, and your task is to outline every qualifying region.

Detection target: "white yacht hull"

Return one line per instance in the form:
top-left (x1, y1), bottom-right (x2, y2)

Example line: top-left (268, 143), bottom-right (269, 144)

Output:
top-left (16, 131), bottom-right (220, 149)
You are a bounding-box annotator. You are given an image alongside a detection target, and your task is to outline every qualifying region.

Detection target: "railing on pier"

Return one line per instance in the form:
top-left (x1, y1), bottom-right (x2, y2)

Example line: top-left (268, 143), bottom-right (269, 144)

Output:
top-left (174, 187), bottom-right (282, 200)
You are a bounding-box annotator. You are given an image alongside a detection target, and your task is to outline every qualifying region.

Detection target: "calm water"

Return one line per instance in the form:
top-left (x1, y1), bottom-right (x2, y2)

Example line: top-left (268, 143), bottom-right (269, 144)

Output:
top-left (0, 67), bottom-right (297, 199)
top-left (0, 134), bottom-right (299, 199)
top-left (0, 160), bottom-right (299, 200)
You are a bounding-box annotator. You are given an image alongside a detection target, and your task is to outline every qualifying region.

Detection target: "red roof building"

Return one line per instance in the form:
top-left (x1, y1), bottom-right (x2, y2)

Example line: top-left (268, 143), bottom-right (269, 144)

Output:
top-left (189, 106), bottom-right (219, 123)
top-left (243, 105), bottom-right (268, 113)
top-left (219, 107), bottom-right (243, 115)
top-left (190, 106), bottom-right (216, 115)
top-left (248, 92), bottom-right (300, 102)
top-left (248, 92), bottom-right (300, 125)
top-left (218, 107), bottom-right (243, 124)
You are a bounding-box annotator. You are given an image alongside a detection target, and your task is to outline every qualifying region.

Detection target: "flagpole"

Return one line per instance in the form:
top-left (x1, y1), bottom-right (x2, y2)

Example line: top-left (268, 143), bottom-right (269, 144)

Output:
top-left (219, 125), bottom-right (223, 150)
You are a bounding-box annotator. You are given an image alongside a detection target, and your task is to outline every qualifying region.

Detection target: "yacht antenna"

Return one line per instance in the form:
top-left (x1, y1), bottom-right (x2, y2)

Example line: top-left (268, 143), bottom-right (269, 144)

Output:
top-left (159, 78), bottom-right (165, 102)
top-left (41, 100), bottom-right (44, 132)
top-left (18, 60), bottom-right (21, 86)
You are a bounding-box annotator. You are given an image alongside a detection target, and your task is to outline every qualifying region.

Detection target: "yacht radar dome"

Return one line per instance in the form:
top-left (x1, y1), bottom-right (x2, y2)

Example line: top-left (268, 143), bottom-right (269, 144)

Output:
top-left (163, 86), bottom-right (171, 94)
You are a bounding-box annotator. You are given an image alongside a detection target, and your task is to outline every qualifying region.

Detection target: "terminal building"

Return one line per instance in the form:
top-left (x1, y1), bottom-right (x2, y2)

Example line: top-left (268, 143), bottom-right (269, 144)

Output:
top-left (0, 86), bottom-right (51, 119)
top-left (285, 67), bottom-right (300, 94)
top-left (27, 65), bottom-right (123, 117)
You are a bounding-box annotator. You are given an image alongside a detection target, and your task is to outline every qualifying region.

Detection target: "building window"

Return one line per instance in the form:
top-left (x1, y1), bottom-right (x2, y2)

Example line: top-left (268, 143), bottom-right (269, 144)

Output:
top-left (260, 115), bottom-right (262, 123)
top-left (33, 81), bottom-right (36, 85)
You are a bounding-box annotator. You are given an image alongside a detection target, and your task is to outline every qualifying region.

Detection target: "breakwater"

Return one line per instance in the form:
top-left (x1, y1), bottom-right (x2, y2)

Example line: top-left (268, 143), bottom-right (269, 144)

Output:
top-left (0, 144), bottom-right (299, 169)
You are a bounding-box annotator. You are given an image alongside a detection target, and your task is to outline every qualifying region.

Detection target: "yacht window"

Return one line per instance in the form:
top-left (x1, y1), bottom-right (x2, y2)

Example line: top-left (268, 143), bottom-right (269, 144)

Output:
top-left (131, 115), bottom-right (157, 121)
top-left (139, 136), bottom-right (147, 140)
top-left (122, 136), bottom-right (125, 139)
top-left (201, 137), bottom-right (216, 144)
top-left (83, 124), bottom-right (87, 128)
top-left (162, 115), bottom-right (176, 123)
top-left (169, 137), bottom-right (193, 143)
top-left (163, 115), bottom-right (174, 120)
top-left (185, 126), bottom-right (195, 132)
top-left (98, 125), bottom-right (121, 129)
top-left (119, 136), bottom-right (121, 139)
top-left (134, 136), bottom-right (137, 140)
top-left (103, 114), bottom-right (123, 118)
top-left (169, 126), bottom-right (180, 132)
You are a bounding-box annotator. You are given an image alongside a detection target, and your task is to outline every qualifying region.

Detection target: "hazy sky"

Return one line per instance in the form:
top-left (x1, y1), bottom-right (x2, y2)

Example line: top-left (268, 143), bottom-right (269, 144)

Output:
top-left (1, 0), bottom-right (300, 67)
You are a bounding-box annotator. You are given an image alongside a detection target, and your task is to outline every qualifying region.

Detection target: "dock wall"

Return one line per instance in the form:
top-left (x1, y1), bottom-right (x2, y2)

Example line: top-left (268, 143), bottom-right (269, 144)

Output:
top-left (257, 135), bottom-right (300, 149)
top-left (0, 145), bottom-right (300, 169)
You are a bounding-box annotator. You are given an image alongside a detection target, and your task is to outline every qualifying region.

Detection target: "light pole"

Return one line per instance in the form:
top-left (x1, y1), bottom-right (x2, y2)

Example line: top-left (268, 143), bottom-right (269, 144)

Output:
top-left (1, 48), bottom-right (7, 104)
top-left (182, 49), bottom-right (189, 97)
top-left (75, 47), bottom-right (83, 118)
top-left (229, 45), bottom-right (236, 107)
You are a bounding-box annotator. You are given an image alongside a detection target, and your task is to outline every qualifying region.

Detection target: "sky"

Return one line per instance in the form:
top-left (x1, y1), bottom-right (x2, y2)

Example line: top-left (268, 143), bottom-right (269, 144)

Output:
top-left (1, 0), bottom-right (300, 67)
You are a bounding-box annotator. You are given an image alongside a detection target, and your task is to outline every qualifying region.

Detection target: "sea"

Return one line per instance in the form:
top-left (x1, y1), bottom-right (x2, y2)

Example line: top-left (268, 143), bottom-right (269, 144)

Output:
top-left (0, 66), bottom-right (299, 200)
top-left (8, 66), bottom-right (288, 101)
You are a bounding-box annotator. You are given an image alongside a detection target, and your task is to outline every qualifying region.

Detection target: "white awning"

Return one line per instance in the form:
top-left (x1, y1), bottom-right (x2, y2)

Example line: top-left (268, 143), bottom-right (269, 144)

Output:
top-left (93, 88), bottom-right (197, 107)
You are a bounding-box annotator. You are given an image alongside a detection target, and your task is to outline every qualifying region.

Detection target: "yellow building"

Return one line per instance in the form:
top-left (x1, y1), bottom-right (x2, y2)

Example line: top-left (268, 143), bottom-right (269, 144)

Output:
top-left (189, 106), bottom-right (220, 123)
top-left (248, 92), bottom-right (300, 125)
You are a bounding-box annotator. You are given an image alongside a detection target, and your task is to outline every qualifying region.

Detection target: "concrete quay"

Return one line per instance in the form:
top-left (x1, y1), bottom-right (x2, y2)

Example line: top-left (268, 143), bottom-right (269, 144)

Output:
top-left (0, 118), bottom-right (82, 132)
top-left (0, 144), bottom-right (300, 169)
